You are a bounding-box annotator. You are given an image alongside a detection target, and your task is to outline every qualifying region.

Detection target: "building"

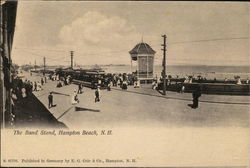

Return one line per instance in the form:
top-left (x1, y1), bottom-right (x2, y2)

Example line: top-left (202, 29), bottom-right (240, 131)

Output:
top-left (1, 1), bottom-right (18, 128)
top-left (129, 42), bottom-right (156, 84)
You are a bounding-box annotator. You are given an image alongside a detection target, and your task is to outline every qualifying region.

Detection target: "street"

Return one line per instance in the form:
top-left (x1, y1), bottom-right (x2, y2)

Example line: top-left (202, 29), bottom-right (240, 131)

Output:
top-left (23, 72), bottom-right (250, 128)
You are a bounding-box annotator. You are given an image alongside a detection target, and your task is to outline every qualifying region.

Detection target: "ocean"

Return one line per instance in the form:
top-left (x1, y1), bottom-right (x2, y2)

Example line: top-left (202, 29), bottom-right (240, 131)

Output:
top-left (97, 65), bottom-right (250, 80)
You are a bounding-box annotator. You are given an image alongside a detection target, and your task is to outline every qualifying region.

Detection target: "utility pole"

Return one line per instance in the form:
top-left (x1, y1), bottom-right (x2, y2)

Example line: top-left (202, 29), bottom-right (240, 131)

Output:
top-left (70, 51), bottom-right (74, 69)
top-left (43, 57), bottom-right (46, 76)
top-left (34, 60), bottom-right (36, 71)
top-left (0, 2), bottom-right (3, 128)
top-left (29, 62), bottom-right (31, 74)
top-left (161, 35), bottom-right (167, 95)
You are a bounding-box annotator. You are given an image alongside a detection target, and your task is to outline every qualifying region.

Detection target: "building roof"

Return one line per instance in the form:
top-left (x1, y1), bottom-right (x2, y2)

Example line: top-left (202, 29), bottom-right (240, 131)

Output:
top-left (129, 42), bottom-right (156, 55)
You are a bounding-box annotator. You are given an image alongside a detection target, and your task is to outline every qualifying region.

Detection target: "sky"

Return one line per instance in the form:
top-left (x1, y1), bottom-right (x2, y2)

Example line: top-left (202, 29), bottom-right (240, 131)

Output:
top-left (11, 1), bottom-right (250, 66)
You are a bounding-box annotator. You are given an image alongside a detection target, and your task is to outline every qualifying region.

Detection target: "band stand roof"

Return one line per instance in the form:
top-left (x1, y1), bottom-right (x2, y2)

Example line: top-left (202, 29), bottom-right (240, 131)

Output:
top-left (129, 42), bottom-right (156, 61)
top-left (129, 42), bottom-right (156, 55)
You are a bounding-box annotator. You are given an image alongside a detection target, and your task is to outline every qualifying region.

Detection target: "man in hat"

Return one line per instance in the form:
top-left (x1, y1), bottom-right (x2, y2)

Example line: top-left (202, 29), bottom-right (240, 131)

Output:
top-left (41, 78), bottom-right (44, 85)
top-left (34, 81), bottom-right (38, 91)
top-left (192, 87), bottom-right (201, 109)
top-left (77, 83), bottom-right (83, 94)
top-left (48, 92), bottom-right (53, 109)
top-left (95, 86), bottom-right (101, 102)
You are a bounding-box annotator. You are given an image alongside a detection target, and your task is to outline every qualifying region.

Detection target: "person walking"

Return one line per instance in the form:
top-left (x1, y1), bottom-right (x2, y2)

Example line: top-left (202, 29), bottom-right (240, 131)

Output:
top-left (107, 82), bottom-right (111, 91)
top-left (34, 82), bottom-right (37, 91)
top-left (66, 76), bottom-right (70, 85)
top-left (180, 85), bottom-right (185, 93)
top-left (98, 78), bottom-right (102, 87)
top-left (192, 87), bottom-right (201, 109)
top-left (56, 81), bottom-right (62, 88)
top-left (41, 78), bottom-right (44, 85)
top-left (48, 92), bottom-right (53, 109)
top-left (95, 87), bottom-right (101, 103)
top-left (71, 90), bottom-right (79, 105)
top-left (77, 83), bottom-right (83, 94)
top-left (37, 82), bottom-right (42, 91)
top-left (64, 77), bottom-right (68, 85)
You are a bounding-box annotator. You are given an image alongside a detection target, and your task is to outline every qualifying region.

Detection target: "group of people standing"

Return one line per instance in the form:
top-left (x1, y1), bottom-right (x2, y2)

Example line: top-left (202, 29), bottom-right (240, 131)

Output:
top-left (56, 75), bottom-right (72, 88)
top-left (50, 71), bottom-right (207, 110)
top-left (30, 77), bottom-right (48, 92)
top-left (9, 76), bottom-right (40, 126)
top-left (109, 73), bottom-right (137, 90)
top-left (70, 83), bottom-right (101, 105)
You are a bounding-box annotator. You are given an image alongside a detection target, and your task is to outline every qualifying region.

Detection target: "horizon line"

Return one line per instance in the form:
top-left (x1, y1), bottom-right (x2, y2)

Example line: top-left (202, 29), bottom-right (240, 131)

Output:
top-left (16, 63), bottom-right (250, 67)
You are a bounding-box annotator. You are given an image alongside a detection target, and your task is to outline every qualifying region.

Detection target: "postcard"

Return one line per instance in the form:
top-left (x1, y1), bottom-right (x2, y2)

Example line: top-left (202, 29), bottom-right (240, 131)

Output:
top-left (1, 1), bottom-right (249, 167)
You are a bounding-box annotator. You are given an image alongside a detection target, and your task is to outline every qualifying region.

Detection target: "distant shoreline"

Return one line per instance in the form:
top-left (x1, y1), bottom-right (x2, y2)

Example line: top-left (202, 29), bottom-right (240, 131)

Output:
top-left (19, 64), bottom-right (250, 67)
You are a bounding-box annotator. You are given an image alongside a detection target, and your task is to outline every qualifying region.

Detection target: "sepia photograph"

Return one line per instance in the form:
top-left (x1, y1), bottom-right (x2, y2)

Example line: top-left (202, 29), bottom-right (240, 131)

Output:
top-left (0, 0), bottom-right (249, 167)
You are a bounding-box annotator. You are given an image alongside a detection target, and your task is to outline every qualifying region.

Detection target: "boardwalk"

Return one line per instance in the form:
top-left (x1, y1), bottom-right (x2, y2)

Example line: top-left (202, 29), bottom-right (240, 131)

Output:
top-left (21, 72), bottom-right (250, 128)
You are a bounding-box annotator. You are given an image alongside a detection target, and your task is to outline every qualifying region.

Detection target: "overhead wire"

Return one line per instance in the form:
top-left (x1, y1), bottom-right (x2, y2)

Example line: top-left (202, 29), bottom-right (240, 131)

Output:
top-left (13, 36), bottom-right (250, 65)
top-left (14, 36), bottom-right (250, 56)
top-left (168, 36), bottom-right (250, 45)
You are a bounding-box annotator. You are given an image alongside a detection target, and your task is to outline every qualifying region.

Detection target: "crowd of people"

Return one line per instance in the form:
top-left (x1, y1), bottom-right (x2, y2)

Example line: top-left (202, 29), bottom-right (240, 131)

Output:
top-left (8, 69), bottom-right (250, 126)
top-left (9, 75), bottom-right (46, 126)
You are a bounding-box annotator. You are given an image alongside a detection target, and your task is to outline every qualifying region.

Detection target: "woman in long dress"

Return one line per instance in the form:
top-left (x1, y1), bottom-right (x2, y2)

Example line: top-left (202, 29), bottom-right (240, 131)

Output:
top-left (71, 90), bottom-right (79, 105)
top-left (37, 82), bottom-right (42, 91)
